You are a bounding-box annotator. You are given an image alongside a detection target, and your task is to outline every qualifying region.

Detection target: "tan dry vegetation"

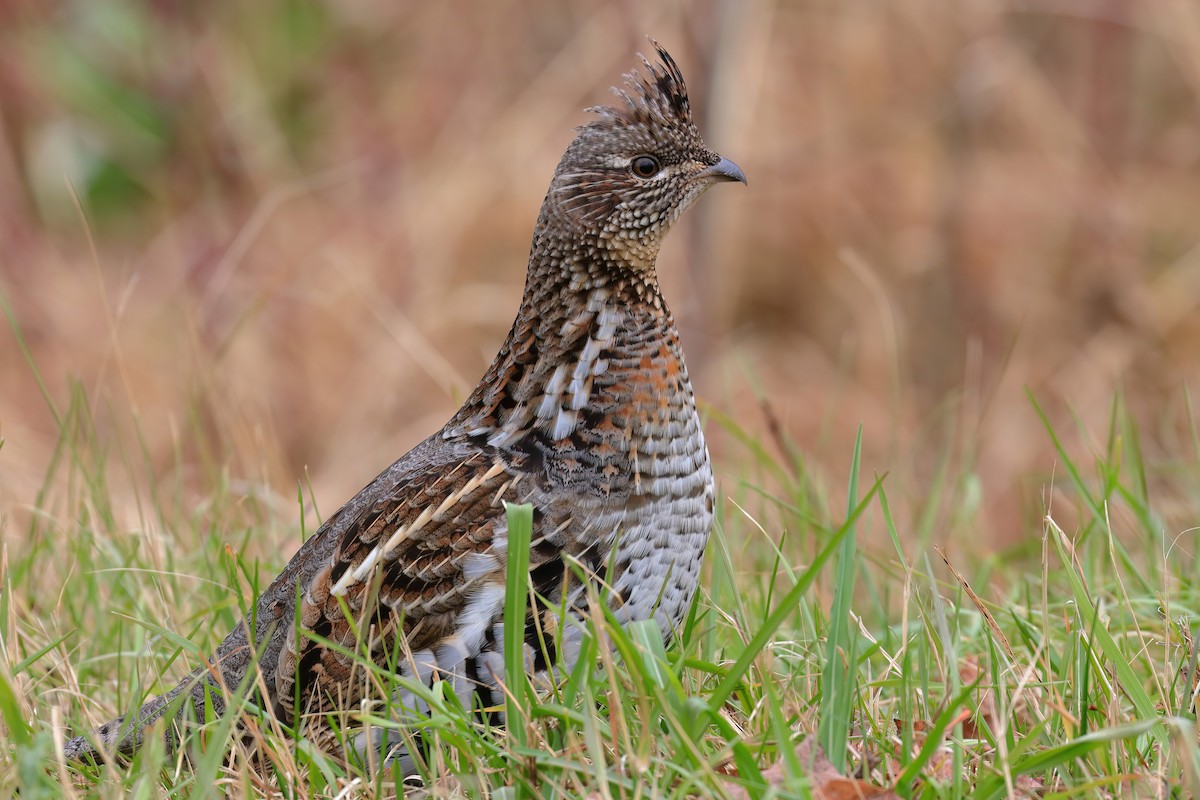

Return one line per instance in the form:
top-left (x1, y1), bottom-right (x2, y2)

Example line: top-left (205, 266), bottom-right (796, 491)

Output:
top-left (3, 0), bottom-right (1200, 551)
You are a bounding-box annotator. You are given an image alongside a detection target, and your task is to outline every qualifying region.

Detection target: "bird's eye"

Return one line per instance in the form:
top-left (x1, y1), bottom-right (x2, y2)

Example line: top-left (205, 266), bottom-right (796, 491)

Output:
top-left (630, 155), bottom-right (660, 178)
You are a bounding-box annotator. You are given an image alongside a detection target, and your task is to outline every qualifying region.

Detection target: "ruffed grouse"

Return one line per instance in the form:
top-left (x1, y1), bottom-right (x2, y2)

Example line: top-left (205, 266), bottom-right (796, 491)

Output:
top-left (64, 42), bottom-right (745, 770)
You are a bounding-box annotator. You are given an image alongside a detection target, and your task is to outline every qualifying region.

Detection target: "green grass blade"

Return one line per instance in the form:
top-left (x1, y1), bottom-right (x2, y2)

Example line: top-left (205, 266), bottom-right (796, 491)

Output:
top-left (975, 718), bottom-right (1164, 799)
top-left (1046, 517), bottom-right (1167, 748)
top-left (817, 425), bottom-right (862, 771)
top-left (0, 670), bottom-right (31, 747)
top-left (1027, 390), bottom-right (1104, 525)
top-left (709, 474), bottom-right (883, 711)
top-left (502, 501), bottom-right (534, 796)
top-left (894, 676), bottom-right (979, 794)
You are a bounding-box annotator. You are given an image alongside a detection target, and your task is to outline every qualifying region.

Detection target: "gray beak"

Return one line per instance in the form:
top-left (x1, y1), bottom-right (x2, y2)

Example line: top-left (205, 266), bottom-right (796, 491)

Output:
top-left (702, 157), bottom-right (747, 185)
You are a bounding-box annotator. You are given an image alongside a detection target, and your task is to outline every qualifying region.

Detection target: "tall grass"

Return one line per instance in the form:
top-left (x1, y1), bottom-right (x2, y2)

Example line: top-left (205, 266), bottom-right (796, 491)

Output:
top-left (3, 315), bottom-right (1199, 797)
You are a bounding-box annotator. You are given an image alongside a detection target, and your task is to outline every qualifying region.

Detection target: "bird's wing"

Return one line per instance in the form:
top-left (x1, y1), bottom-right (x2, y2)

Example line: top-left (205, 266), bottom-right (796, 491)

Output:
top-left (273, 449), bottom-right (563, 723)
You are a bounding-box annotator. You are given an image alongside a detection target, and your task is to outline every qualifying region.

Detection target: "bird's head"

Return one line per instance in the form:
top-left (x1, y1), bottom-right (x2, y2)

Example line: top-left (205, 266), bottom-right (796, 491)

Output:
top-left (547, 42), bottom-right (745, 271)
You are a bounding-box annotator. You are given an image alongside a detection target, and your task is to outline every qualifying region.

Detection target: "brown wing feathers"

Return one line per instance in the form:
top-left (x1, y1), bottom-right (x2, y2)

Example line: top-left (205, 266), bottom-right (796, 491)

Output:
top-left (275, 454), bottom-right (524, 721)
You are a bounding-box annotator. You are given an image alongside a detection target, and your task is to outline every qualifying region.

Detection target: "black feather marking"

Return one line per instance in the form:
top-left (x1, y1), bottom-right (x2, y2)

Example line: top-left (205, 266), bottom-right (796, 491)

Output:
top-left (645, 41), bottom-right (690, 121)
top-left (296, 617), bottom-right (334, 699)
top-left (590, 42), bottom-right (693, 128)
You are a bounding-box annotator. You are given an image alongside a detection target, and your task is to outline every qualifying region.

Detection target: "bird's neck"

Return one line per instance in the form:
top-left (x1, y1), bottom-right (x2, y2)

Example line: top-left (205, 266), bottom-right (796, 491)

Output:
top-left (446, 217), bottom-right (693, 466)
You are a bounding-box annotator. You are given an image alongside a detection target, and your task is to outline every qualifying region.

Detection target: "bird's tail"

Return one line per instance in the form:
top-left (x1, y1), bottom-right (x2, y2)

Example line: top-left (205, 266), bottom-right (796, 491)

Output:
top-left (62, 666), bottom-right (211, 762)
top-left (62, 609), bottom-right (279, 764)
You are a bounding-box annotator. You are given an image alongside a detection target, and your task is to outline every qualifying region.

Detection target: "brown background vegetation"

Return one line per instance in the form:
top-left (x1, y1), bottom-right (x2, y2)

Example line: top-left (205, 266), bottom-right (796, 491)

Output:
top-left (3, 0), bottom-right (1200, 552)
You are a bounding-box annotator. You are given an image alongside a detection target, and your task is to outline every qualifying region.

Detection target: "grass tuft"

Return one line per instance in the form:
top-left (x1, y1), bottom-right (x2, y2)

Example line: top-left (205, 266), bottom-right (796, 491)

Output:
top-left (5, 306), bottom-right (1200, 796)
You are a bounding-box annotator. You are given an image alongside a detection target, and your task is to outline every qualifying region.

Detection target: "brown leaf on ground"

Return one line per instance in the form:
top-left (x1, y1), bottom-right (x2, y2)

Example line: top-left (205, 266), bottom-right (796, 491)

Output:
top-left (959, 655), bottom-right (993, 739)
top-left (724, 739), bottom-right (901, 800)
top-left (958, 654), bottom-right (1029, 740)
top-left (886, 709), bottom-right (970, 784)
top-left (1013, 774), bottom-right (1044, 799)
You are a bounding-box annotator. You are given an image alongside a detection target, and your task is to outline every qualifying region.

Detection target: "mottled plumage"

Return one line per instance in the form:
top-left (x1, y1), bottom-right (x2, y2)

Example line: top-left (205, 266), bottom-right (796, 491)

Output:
top-left (63, 42), bottom-right (744, 770)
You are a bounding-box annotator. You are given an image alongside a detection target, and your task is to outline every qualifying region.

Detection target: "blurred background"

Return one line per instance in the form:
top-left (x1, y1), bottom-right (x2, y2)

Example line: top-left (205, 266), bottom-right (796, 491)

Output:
top-left (3, 0), bottom-right (1200, 552)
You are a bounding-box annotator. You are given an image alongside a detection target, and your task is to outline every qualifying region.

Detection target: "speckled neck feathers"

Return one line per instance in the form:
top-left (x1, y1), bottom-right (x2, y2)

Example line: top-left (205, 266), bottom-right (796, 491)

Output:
top-left (449, 214), bottom-right (684, 488)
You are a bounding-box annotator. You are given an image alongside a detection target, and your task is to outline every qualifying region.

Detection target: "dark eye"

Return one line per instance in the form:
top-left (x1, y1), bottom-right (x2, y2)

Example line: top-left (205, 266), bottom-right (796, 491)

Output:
top-left (630, 155), bottom-right (660, 178)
